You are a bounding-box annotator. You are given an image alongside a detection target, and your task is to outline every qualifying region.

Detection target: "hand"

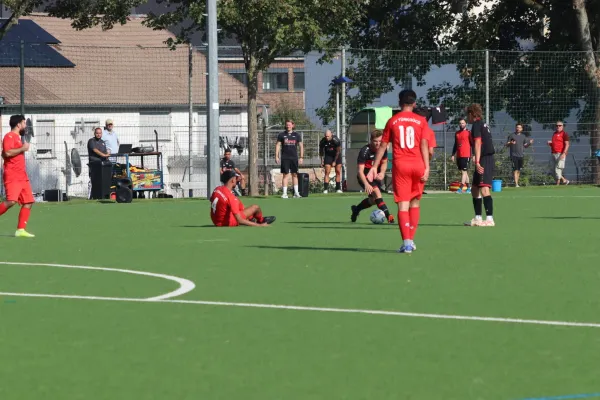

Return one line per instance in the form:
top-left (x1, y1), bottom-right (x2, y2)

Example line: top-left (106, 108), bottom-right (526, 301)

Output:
top-left (365, 183), bottom-right (374, 195)
top-left (421, 168), bottom-right (430, 182)
top-left (530, 139), bottom-right (534, 144)
top-left (376, 172), bottom-right (385, 181)
top-left (560, 154), bottom-right (566, 160)
top-left (331, 161), bottom-right (336, 167)
top-left (451, 155), bottom-right (455, 162)
top-left (476, 163), bottom-right (484, 174)
top-left (299, 157), bottom-right (303, 165)
top-left (366, 168), bottom-right (377, 182)
top-left (22, 142), bottom-right (30, 152)
top-left (321, 159), bottom-right (324, 167)
top-left (547, 140), bottom-right (552, 146)
top-left (275, 157), bottom-right (280, 164)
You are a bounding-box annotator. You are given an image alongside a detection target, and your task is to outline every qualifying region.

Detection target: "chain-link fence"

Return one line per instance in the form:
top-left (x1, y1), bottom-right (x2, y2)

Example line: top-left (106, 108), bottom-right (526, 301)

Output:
top-left (1, 21), bottom-right (599, 198)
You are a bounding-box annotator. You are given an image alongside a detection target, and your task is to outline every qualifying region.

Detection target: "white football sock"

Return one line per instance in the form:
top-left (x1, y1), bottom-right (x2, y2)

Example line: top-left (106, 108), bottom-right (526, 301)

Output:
top-left (486, 216), bottom-right (494, 221)
top-left (294, 185), bottom-right (299, 194)
top-left (283, 187), bottom-right (287, 195)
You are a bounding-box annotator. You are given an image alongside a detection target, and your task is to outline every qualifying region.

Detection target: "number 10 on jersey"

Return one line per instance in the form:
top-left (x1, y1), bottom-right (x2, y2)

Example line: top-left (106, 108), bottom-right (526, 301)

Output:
top-left (398, 126), bottom-right (415, 149)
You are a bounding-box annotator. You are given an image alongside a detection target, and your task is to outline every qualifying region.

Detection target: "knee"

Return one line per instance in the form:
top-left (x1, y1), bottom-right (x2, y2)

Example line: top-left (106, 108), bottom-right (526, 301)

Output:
top-left (5, 201), bottom-right (17, 208)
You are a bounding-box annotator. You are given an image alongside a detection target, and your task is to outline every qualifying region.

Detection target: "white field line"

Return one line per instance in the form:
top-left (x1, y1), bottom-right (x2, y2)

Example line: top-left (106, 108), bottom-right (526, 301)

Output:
top-left (0, 262), bottom-right (195, 301)
top-left (1, 291), bottom-right (600, 329)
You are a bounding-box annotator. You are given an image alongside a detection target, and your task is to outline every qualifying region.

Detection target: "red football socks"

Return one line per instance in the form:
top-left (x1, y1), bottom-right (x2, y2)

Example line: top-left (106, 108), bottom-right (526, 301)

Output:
top-left (409, 207), bottom-right (420, 240)
top-left (398, 211), bottom-right (411, 240)
top-left (17, 207), bottom-right (30, 230)
top-left (0, 202), bottom-right (8, 217)
top-left (254, 210), bottom-right (264, 223)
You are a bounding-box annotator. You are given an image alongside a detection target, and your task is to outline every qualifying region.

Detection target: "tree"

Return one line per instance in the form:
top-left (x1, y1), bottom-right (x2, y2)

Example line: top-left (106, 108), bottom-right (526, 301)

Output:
top-left (325, 0), bottom-right (600, 183)
top-left (142, 0), bottom-right (363, 196)
top-left (0, 0), bottom-right (145, 40)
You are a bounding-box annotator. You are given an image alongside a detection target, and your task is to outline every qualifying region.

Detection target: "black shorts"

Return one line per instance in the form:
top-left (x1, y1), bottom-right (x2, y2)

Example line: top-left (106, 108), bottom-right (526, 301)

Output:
top-left (511, 156), bottom-right (524, 171)
top-left (324, 154), bottom-right (342, 166)
top-left (472, 155), bottom-right (494, 188)
top-left (358, 177), bottom-right (382, 191)
top-left (281, 159), bottom-right (298, 174)
top-left (456, 157), bottom-right (470, 171)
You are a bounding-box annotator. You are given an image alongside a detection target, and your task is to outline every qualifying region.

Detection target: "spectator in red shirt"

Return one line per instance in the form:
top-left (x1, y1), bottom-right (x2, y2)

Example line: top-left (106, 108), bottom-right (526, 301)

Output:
top-left (1, 115), bottom-right (35, 237)
top-left (451, 119), bottom-right (472, 193)
top-left (548, 121), bottom-right (570, 185)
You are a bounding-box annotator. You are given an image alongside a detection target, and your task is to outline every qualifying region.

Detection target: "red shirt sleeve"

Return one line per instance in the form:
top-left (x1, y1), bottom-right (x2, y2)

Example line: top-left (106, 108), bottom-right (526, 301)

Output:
top-left (563, 132), bottom-right (569, 141)
top-left (425, 126), bottom-right (437, 148)
top-left (382, 119), bottom-right (393, 143)
top-left (2, 133), bottom-right (15, 153)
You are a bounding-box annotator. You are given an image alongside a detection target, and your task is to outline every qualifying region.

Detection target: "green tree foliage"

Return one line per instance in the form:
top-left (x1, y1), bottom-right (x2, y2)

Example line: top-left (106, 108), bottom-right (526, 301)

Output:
top-left (143, 0), bottom-right (364, 195)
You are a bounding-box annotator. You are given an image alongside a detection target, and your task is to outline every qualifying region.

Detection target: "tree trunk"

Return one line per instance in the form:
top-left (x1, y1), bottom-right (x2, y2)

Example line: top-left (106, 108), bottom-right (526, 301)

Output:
top-left (247, 57), bottom-right (259, 196)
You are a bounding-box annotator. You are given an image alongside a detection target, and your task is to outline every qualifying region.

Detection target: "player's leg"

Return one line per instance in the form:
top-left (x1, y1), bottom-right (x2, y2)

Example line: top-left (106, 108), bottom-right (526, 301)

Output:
top-left (350, 180), bottom-right (373, 222)
top-left (15, 181), bottom-right (35, 237)
top-left (467, 168), bottom-right (483, 226)
top-left (479, 156), bottom-right (495, 226)
top-left (291, 159), bottom-right (301, 197)
top-left (0, 182), bottom-right (21, 218)
top-left (335, 157), bottom-right (343, 192)
top-left (281, 160), bottom-right (290, 198)
top-left (371, 184), bottom-right (394, 223)
top-left (392, 168), bottom-right (415, 253)
top-left (323, 162), bottom-right (332, 193)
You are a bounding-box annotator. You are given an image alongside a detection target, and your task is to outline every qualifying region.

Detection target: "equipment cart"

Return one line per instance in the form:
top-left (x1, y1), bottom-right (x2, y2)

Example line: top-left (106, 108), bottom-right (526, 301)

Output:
top-left (111, 152), bottom-right (164, 198)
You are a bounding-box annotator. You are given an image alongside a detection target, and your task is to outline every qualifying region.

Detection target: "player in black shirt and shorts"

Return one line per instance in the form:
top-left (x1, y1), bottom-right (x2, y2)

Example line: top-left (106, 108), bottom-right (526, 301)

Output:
top-left (220, 148), bottom-right (246, 196)
top-left (319, 130), bottom-right (342, 193)
top-left (350, 129), bottom-right (394, 223)
top-left (275, 120), bottom-right (304, 198)
top-left (465, 103), bottom-right (495, 227)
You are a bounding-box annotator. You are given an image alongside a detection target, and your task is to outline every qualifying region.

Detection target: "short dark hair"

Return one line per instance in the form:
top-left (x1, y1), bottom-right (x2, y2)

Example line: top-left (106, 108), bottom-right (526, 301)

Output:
top-left (515, 123), bottom-right (523, 127)
top-left (370, 129), bottom-right (383, 139)
top-left (398, 89), bottom-right (417, 106)
top-left (10, 114), bottom-right (25, 129)
top-left (224, 148), bottom-right (231, 154)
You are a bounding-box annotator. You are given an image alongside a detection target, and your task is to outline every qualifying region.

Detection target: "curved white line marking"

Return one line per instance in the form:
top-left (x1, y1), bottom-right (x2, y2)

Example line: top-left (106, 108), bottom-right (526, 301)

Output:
top-left (0, 261), bottom-right (195, 301)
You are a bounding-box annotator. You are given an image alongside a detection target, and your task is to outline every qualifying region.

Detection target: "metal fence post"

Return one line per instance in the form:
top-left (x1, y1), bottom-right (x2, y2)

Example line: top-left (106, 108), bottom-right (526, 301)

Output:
top-left (485, 50), bottom-right (490, 124)
top-left (188, 43), bottom-right (193, 197)
top-left (263, 123), bottom-right (268, 196)
top-left (20, 40), bottom-right (25, 115)
top-left (341, 47), bottom-right (347, 186)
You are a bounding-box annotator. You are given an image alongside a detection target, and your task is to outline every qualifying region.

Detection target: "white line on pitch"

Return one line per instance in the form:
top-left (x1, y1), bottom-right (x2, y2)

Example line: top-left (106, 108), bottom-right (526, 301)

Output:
top-left (1, 291), bottom-right (600, 329)
top-left (0, 262), bottom-right (195, 301)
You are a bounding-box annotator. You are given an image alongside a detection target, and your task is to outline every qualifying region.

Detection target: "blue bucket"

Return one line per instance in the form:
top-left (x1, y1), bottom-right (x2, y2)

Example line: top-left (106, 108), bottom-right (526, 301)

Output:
top-left (492, 179), bottom-right (502, 192)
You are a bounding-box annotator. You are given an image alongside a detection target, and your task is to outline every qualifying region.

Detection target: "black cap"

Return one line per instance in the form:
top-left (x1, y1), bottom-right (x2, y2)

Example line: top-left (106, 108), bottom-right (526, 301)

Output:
top-left (220, 170), bottom-right (240, 183)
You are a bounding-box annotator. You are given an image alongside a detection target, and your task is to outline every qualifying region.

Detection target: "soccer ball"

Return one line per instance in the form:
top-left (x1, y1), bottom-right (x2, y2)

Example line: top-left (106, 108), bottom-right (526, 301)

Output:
top-left (370, 209), bottom-right (386, 224)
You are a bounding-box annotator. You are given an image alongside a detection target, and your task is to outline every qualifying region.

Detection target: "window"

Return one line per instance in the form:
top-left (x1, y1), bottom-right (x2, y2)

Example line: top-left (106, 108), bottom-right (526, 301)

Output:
top-left (294, 69), bottom-right (305, 90)
top-left (262, 69), bottom-right (288, 91)
top-left (140, 111), bottom-right (171, 141)
top-left (230, 72), bottom-right (248, 86)
top-left (35, 119), bottom-right (55, 158)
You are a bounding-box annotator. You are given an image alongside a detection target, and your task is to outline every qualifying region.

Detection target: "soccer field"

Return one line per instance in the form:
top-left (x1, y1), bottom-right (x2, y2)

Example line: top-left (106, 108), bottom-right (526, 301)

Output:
top-left (1, 186), bottom-right (599, 400)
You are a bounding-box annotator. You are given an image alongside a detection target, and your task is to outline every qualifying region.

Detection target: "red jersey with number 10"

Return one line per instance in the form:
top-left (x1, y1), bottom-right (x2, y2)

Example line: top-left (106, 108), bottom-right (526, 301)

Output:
top-left (382, 111), bottom-right (428, 163)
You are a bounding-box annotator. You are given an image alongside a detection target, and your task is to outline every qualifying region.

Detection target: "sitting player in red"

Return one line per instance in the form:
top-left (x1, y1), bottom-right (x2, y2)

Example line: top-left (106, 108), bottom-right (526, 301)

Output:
top-left (369, 89), bottom-right (430, 253)
top-left (210, 170), bottom-right (275, 227)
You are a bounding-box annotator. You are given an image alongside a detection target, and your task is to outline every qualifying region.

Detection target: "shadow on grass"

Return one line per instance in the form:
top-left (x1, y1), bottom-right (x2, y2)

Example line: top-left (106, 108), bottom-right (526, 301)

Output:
top-left (247, 245), bottom-right (397, 254)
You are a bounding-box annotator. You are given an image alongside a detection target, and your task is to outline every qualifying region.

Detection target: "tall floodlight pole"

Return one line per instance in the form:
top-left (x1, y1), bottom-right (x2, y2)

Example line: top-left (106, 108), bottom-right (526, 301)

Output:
top-left (206, 0), bottom-right (220, 197)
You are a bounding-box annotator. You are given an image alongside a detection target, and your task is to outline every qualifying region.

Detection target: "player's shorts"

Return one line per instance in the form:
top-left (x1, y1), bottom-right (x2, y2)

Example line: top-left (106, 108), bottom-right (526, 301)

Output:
top-left (511, 156), bottom-right (524, 171)
top-left (456, 157), bottom-right (470, 171)
top-left (392, 164), bottom-right (425, 203)
top-left (281, 159), bottom-right (299, 174)
top-left (324, 153), bottom-right (342, 166)
top-left (472, 155), bottom-right (494, 188)
top-left (5, 180), bottom-right (34, 205)
top-left (358, 175), bottom-right (382, 192)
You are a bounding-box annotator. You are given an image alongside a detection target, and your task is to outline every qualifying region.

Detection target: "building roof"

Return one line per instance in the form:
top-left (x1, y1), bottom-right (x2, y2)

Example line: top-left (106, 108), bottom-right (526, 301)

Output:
top-left (0, 13), bottom-right (257, 107)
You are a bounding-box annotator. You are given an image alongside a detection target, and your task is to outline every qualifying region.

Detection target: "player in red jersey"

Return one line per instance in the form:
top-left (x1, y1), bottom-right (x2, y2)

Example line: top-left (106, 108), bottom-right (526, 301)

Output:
top-left (451, 119), bottom-right (472, 193)
top-left (0, 115), bottom-right (35, 237)
top-left (210, 170), bottom-right (275, 227)
top-left (368, 90), bottom-right (430, 253)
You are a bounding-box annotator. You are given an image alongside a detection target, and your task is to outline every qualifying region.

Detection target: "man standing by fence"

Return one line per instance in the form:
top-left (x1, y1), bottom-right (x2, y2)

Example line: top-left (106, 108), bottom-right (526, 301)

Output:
top-left (506, 123), bottom-right (533, 187)
top-left (548, 121), bottom-right (570, 185)
top-left (275, 120), bottom-right (304, 198)
top-left (451, 119), bottom-right (472, 193)
top-left (319, 130), bottom-right (342, 193)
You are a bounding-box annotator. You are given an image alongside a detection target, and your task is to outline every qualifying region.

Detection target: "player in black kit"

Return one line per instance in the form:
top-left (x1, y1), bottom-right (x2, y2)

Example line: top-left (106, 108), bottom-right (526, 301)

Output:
top-left (220, 148), bottom-right (246, 196)
top-left (350, 129), bottom-right (394, 223)
top-left (319, 130), bottom-right (342, 193)
top-left (275, 120), bottom-right (304, 198)
top-left (465, 103), bottom-right (495, 227)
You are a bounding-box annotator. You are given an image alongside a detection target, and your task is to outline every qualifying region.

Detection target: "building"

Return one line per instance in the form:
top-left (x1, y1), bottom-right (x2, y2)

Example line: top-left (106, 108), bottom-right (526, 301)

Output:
top-left (0, 13), bottom-right (259, 198)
